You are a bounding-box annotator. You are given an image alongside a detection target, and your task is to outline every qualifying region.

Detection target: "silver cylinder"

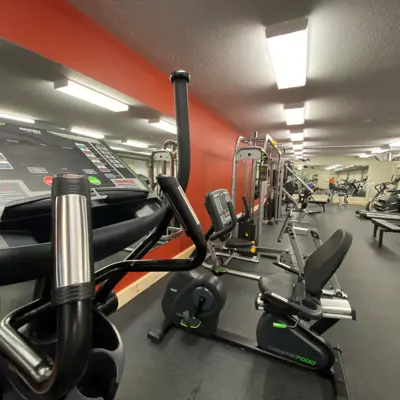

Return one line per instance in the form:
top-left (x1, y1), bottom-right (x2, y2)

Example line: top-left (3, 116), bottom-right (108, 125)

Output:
top-left (54, 194), bottom-right (91, 288)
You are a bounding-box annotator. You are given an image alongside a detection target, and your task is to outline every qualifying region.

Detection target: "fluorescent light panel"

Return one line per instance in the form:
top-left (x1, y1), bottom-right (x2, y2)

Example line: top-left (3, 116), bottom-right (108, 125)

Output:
top-left (295, 155), bottom-right (303, 159)
top-left (148, 119), bottom-right (177, 134)
top-left (371, 148), bottom-right (389, 154)
top-left (359, 154), bottom-right (372, 158)
top-left (110, 146), bottom-right (151, 156)
top-left (290, 131), bottom-right (304, 142)
top-left (389, 140), bottom-right (400, 148)
top-left (0, 112), bottom-right (35, 124)
top-left (325, 164), bottom-right (341, 170)
top-left (55, 80), bottom-right (129, 112)
top-left (125, 139), bottom-right (149, 149)
top-left (284, 104), bottom-right (305, 125)
top-left (266, 19), bottom-right (308, 89)
top-left (293, 143), bottom-right (303, 150)
top-left (71, 127), bottom-right (105, 139)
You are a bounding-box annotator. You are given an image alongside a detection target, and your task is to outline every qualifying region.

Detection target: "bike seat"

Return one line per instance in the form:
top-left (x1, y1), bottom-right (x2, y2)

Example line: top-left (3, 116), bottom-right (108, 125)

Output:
top-left (258, 273), bottom-right (294, 299)
top-left (225, 237), bottom-right (253, 249)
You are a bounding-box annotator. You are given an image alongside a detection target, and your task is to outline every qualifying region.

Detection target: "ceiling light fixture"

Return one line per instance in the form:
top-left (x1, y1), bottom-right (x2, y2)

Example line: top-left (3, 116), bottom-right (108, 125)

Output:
top-left (371, 148), bottom-right (389, 154)
top-left (293, 143), bottom-right (303, 150)
top-left (284, 103), bottom-right (305, 125)
top-left (110, 146), bottom-right (151, 156)
top-left (71, 127), bottom-right (105, 139)
top-left (125, 139), bottom-right (149, 149)
top-left (290, 131), bottom-right (304, 142)
top-left (325, 165), bottom-right (341, 170)
top-left (389, 140), bottom-right (400, 148)
top-left (266, 18), bottom-right (308, 89)
top-left (148, 119), bottom-right (177, 134)
top-left (54, 80), bottom-right (129, 112)
top-left (295, 155), bottom-right (304, 159)
top-left (359, 154), bottom-right (372, 158)
top-left (0, 112), bottom-right (35, 124)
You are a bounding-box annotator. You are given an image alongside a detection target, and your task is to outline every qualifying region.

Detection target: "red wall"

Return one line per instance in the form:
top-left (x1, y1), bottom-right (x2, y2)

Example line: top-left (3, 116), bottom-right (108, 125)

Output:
top-left (0, 0), bottom-right (243, 291)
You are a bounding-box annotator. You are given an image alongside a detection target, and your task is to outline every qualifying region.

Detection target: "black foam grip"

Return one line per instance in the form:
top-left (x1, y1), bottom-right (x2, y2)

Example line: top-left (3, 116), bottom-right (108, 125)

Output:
top-left (52, 173), bottom-right (90, 199)
top-left (53, 283), bottom-right (94, 305)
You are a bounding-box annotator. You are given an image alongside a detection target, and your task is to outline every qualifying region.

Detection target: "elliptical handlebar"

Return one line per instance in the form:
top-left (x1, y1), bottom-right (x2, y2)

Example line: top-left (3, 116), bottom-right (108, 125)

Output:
top-left (96, 70), bottom-right (193, 302)
top-left (0, 174), bottom-right (94, 397)
top-left (94, 175), bottom-right (207, 282)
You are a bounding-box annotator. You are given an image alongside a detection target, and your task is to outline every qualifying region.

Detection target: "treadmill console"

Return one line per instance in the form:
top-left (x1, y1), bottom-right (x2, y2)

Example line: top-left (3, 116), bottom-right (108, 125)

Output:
top-left (0, 121), bottom-right (149, 214)
top-left (0, 121), bottom-right (160, 252)
top-left (205, 189), bottom-right (233, 233)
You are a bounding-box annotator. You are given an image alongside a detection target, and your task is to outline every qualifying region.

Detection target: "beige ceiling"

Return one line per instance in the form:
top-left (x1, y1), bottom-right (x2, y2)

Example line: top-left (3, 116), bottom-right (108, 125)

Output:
top-left (69, 0), bottom-right (400, 157)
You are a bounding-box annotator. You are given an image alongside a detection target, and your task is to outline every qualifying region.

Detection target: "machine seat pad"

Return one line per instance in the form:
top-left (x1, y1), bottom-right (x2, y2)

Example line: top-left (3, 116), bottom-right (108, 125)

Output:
top-left (225, 237), bottom-right (253, 249)
top-left (304, 229), bottom-right (352, 297)
top-left (371, 219), bottom-right (400, 231)
top-left (258, 272), bottom-right (295, 299)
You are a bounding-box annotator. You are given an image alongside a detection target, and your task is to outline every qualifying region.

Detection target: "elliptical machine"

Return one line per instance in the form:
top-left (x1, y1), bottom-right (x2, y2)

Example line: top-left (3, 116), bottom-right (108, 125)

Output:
top-left (148, 188), bottom-right (354, 399)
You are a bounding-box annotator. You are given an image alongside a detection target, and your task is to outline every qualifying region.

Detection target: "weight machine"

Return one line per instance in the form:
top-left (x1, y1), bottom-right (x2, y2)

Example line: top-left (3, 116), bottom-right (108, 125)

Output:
top-left (204, 134), bottom-right (294, 280)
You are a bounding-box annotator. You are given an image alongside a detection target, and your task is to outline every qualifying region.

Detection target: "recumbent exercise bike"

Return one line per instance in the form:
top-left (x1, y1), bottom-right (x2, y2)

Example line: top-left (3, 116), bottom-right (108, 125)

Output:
top-left (148, 188), bottom-right (355, 399)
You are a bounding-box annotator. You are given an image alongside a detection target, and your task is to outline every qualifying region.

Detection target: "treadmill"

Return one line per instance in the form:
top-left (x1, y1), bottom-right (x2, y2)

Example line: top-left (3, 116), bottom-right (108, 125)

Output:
top-left (0, 71), bottom-right (208, 400)
top-left (0, 121), bottom-right (163, 303)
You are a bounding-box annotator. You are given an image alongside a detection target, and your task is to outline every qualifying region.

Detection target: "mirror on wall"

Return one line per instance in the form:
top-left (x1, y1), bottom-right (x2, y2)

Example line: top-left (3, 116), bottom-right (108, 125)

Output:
top-left (0, 38), bottom-right (183, 252)
top-left (295, 164), bottom-right (370, 204)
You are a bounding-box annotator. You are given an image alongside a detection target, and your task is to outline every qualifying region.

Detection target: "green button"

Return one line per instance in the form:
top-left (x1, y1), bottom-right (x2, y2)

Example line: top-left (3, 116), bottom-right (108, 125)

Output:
top-left (88, 176), bottom-right (101, 185)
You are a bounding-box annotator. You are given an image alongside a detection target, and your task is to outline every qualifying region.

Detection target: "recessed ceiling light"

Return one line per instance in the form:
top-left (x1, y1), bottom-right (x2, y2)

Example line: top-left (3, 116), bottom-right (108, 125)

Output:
top-left (54, 80), bottom-right (129, 112)
top-left (266, 19), bottom-right (308, 89)
top-left (293, 143), bottom-right (303, 150)
top-left (290, 131), bottom-right (304, 142)
top-left (125, 139), bottom-right (149, 148)
top-left (71, 127), bottom-right (105, 139)
top-left (148, 119), bottom-right (177, 134)
top-left (295, 155), bottom-right (303, 159)
top-left (371, 148), bottom-right (389, 154)
top-left (284, 103), bottom-right (305, 125)
top-left (0, 112), bottom-right (35, 124)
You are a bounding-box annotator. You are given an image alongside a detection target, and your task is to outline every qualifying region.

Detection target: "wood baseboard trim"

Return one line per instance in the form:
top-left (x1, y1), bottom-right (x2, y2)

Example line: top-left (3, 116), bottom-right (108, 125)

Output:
top-left (117, 245), bottom-right (195, 309)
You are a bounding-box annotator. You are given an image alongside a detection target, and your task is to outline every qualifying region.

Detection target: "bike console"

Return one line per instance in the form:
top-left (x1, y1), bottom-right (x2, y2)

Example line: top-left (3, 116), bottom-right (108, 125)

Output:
top-left (205, 189), bottom-right (236, 241)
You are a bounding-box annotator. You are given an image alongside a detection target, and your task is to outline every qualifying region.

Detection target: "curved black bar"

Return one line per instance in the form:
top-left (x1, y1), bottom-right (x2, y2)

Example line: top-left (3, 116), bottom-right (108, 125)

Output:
top-left (0, 207), bottom-right (167, 286)
top-left (170, 70), bottom-right (191, 192)
top-left (210, 202), bottom-right (237, 241)
top-left (96, 71), bottom-right (192, 301)
top-left (95, 207), bottom-right (173, 303)
top-left (94, 228), bottom-right (207, 284)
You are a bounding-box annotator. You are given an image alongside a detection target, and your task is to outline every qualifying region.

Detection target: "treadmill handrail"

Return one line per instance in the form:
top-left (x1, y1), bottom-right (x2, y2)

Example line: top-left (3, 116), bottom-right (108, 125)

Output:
top-left (0, 207), bottom-right (167, 286)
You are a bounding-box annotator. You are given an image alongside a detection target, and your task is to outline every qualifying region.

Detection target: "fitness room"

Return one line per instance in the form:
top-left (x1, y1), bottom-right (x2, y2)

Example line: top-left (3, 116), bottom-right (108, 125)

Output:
top-left (0, 2), bottom-right (399, 400)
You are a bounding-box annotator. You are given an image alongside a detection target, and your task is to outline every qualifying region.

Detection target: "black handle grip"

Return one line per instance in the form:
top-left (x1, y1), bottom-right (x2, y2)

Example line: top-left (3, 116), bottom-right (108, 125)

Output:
top-left (170, 70), bottom-right (191, 192)
top-left (52, 173), bottom-right (90, 199)
top-left (210, 202), bottom-right (237, 241)
top-left (242, 196), bottom-right (251, 217)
